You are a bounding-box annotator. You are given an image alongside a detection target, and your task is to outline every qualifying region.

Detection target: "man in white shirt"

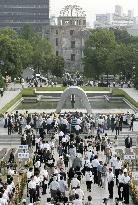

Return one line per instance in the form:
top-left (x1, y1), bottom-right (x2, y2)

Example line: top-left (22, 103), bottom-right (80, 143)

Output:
top-left (47, 116), bottom-right (52, 133)
top-left (107, 168), bottom-right (114, 199)
top-left (115, 157), bottom-right (122, 185)
top-left (58, 175), bottom-right (67, 196)
top-left (28, 176), bottom-right (36, 203)
top-left (110, 155), bottom-right (117, 174)
top-left (87, 150), bottom-right (94, 162)
top-left (71, 174), bottom-right (80, 189)
top-left (40, 165), bottom-right (49, 195)
top-left (73, 194), bottom-right (82, 205)
top-left (0, 192), bottom-right (8, 205)
top-left (123, 172), bottom-right (130, 204)
top-left (75, 124), bottom-right (81, 135)
top-left (75, 186), bottom-right (84, 200)
top-left (77, 118), bottom-right (82, 125)
top-left (50, 176), bottom-right (60, 199)
top-left (8, 167), bottom-right (15, 176)
top-left (118, 170), bottom-right (124, 201)
top-left (59, 131), bottom-right (64, 137)
top-left (44, 141), bottom-right (51, 151)
top-left (92, 155), bottom-right (100, 184)
top-left (34, 174), bottom-right (41, 200)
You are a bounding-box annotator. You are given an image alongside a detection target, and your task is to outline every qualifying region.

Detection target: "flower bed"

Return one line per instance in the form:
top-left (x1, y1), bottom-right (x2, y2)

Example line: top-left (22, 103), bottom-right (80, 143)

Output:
top-left (9, 173), bottom-right (27, 205)
top-left (130, 182), bottom-right (138, 205)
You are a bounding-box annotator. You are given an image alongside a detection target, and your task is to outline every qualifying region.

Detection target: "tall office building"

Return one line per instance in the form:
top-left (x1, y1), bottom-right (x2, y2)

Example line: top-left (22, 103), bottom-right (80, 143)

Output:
top-left (115, 5), bottom-right (123, 16)
top-left (0, 0), bottom-right (49, 33)
top-left (94, 5), bottom-right (135, 29)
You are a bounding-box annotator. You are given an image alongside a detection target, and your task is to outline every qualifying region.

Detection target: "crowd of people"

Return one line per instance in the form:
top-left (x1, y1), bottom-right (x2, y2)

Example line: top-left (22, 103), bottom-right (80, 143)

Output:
top-left (0, 148), bottom-right (16, 205)
top-left (0, 110), bottom-right (135, 205)
top-left (3, 111), bottom-right (135, 137)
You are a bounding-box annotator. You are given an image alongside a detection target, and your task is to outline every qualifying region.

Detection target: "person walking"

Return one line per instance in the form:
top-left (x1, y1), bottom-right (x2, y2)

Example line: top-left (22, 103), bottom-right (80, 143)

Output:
top-left (71, 174), bottom-right (80, 189)
top-left (101, 163), bottom-right (108, 189)
top-left (97, 161), bottom-right (103, 187)
top-left (107, 168), bottom-right (114, 199)
top-left (84, 196), bottom-right (93, 205)
top-left (72, 155), bottom-right (82, 170)
top-left (118, 170), bottom-right (124, 201)
top-left (50, 176), bottom-right (60, 199)
top-left (125, 135), bottom-right (132, 149)
top-left (123, 172), bottom-right (130, 204)
top-left (59, 175), bottom-right (67, 197)
top-left (92, 155), bottom-right (100, 184)
top-left (115, 157), bottom-right (122, 185)
top-left (85, 168), bottom-right (93, 192)
top-left (115, 120), bottom-right (120, 135)
top-left (28, 176), bottom-right (36, 203)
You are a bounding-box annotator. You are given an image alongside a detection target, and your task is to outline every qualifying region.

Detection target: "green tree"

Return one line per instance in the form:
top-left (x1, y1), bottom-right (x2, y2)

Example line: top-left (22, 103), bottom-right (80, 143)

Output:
top-left (109, 28), bottom-right (132, 45)
top-left (0, 27), bottom-right (17, 39)
top-left (20, 24), bottom-right (58, 74)
top-left (83, 29), bottom-right (116, 79)
top-left (51, 56), bottom-right (64, 77)
top-left (0, 28), bottom-right (33, 78)
top-left (32, 37), bottom-right (53, 72)
top-left (107, 44), bottom-right (138, 80)
top-left (110, 28), bottom-right (138, 47)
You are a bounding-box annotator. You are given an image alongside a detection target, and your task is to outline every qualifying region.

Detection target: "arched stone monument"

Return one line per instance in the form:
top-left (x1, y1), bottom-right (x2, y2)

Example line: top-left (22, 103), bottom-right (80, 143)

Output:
top-left (56, 86), bottom-right (92, 113)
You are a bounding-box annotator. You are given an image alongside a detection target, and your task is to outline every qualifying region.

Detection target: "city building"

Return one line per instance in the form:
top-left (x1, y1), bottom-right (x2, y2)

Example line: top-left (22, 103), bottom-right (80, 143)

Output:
top-left (0, 0), bottom-right (49, 34)
top-left (50, 5), bottom-right (89, 72)
top-left (94, 5), bottom-right (135, 29)
top-left (127, 24), bottom-right (138, 36)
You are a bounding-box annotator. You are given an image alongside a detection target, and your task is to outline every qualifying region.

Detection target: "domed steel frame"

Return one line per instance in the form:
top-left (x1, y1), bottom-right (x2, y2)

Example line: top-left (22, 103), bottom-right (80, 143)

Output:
top-left (60, 5), bottom-right (86, 17)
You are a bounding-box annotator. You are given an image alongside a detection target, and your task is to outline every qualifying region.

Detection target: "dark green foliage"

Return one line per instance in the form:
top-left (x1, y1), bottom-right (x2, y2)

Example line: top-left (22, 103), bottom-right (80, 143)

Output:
top-left (83, 28), bottom-right (138, 84)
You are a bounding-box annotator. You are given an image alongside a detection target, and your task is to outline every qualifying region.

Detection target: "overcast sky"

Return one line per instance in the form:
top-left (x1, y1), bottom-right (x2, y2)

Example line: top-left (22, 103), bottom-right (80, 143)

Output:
top-left (50, 0), bottom-right (138, 26)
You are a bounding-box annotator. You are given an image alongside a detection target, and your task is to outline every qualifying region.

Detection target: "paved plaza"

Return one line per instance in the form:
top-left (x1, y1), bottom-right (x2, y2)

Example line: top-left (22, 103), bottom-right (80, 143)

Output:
top-left (21, 143), bottom-right (135, 205)
top-left (0, 122), bottom-right (136, 205)
top-left (0, 86), bottom-right (138, 205)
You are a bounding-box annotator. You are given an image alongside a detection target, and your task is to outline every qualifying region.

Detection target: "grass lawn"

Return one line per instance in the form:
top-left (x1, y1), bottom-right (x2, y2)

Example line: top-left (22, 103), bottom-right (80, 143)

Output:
top-left (0, 92), bottom-right (22, 115)
top-left (112, 88), bottom-right (138, 108)
top-left (22, 86), bottom-right (110, 97)
top-left (0, 86), bottom-right (138, 114)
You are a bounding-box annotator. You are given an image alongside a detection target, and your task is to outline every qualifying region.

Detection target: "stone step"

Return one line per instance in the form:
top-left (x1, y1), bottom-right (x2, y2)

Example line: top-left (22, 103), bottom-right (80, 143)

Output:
top-left (0, 142), bottom-right (20, 146)
top-left (0, 139), bottom-right (20, 142)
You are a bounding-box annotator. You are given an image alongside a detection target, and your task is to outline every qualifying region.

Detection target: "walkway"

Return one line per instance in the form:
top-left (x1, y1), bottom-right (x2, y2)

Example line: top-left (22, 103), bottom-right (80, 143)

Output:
top-left (0, 83), bottom-right (21, 110)
top-left (121, 88), bottom-right (138, 102)
top-left (0, 90), bottom-right (21, 110)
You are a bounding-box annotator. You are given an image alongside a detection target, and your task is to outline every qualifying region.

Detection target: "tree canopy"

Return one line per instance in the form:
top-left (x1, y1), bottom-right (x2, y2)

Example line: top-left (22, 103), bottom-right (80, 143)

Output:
top-left (0, 27), bottom-right (33, 78)
top-left (83, 28), bottom-right (138, 82)
top-left (0, 25), bottom-right (64, 79)
top-left (84, 29), bottom-right (116, 79)
top-left (20, 24), bottom-right (64, 76)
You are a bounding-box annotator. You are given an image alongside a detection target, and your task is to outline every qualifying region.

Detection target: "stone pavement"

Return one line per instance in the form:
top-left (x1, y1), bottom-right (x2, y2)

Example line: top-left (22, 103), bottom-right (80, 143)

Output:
top-left (0, 90), bottom-right (21, 110)
top-left (121, 88), bottom-right (138, 102)
top-left (21, 146), bottom-right (134, 205)
top-left (0, 119), bottom-right (135, 205)
top-left (0, 83), bottom-right (22, 110)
